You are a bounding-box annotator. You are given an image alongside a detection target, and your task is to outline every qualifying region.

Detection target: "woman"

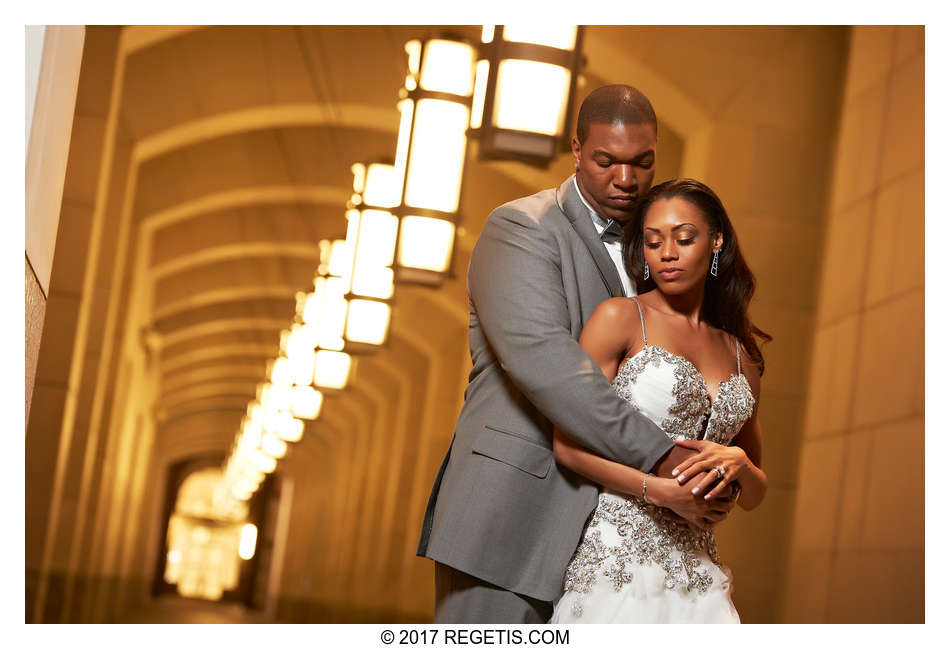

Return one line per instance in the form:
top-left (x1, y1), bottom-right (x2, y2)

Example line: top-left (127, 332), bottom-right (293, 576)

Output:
top-left (549, 178), bottom-right (771, 623)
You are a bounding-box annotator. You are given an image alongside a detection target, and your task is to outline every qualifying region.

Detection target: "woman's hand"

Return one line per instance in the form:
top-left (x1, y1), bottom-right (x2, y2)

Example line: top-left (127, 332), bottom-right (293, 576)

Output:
top-left (670, 439), bottom-right (752, 501)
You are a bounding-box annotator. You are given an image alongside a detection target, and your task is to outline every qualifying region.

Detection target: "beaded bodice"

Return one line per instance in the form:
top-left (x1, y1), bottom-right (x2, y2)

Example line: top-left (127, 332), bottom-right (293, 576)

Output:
top-left (562, 298), bottom-right (755, 617)
top-left (612, 344), bottom-right (754, 445)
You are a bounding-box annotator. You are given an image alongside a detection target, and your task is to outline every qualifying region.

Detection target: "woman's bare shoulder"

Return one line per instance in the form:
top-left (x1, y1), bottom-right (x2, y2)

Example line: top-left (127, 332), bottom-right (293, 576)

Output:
top-left (630, 290), bottom-right (666, 317)
top-left (734, 340), bottom-right (762, 398)
top-left (589, 296), bottom-right (642, 324)
top-left (583, 297), bottom-right (643, 352)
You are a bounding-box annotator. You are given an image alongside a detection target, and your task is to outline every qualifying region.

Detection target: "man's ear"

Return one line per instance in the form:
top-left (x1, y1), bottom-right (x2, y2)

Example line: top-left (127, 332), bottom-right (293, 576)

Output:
top-left (571, 136), bottom-right (581, 169)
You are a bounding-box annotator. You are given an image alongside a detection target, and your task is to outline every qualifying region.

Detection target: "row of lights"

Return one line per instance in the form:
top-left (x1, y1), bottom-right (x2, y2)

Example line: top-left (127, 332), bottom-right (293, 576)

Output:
top-left (214, 25), bottom-right (584, 513)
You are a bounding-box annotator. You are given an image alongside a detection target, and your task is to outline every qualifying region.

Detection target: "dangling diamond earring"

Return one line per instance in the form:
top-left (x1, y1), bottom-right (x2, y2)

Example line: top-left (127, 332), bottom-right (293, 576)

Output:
top-left (710, 249), bottom-right (720, 277)
top-left (643, 263), bottom-right (650, 281)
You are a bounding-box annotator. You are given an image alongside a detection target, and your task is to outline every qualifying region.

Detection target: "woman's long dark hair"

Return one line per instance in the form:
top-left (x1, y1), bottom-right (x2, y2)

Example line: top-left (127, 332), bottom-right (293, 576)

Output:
top-left (623, 178), bottom-right (771, 375)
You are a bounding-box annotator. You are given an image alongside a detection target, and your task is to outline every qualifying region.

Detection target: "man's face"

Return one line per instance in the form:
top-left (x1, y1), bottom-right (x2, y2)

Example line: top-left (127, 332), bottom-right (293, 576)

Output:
top-left (572, 121), bottom-right (657, 224)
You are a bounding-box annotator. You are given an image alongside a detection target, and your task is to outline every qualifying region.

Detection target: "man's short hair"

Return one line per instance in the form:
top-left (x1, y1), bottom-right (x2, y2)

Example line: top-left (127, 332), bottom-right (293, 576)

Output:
top-left (576, 85), bottom-right (657, 144)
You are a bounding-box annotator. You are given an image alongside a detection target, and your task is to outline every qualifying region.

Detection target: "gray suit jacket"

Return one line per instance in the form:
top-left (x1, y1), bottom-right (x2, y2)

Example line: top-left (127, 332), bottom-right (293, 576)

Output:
top-left (416, 176), bottom-right (674, 602)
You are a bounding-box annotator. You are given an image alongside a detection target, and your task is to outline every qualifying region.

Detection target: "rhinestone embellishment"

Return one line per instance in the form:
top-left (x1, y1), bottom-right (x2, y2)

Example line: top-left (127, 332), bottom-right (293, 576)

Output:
top-left (561, 344), bottom-right (754, 617)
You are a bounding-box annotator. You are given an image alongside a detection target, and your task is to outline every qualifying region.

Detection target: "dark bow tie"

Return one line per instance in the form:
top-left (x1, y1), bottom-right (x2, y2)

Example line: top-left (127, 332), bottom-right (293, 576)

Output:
top-left (600, 221), bottom-right (624, 244)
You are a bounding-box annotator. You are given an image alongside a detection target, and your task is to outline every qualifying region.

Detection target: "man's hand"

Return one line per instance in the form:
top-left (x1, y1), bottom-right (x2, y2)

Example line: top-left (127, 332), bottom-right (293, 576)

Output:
top-left (652, 445), bottom-right (734, 530)
top-left (651, 444), bottom-right (698, 478)
top-left (654, 473), bottom-right (737, 531)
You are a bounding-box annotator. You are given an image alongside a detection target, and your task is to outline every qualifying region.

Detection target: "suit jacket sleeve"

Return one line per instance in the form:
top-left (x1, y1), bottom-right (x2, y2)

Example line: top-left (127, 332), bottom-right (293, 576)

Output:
top-left (468, 203), bottom-right (674, 473)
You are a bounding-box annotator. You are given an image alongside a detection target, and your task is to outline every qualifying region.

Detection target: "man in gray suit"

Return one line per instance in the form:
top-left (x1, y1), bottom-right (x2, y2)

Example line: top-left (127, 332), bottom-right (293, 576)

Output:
top-left (417, 85), bottom-right (735, 622)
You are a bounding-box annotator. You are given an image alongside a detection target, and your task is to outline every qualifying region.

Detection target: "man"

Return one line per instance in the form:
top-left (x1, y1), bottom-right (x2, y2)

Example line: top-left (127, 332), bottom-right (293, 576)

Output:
top-left (416, 85), bottom-right (734, 622)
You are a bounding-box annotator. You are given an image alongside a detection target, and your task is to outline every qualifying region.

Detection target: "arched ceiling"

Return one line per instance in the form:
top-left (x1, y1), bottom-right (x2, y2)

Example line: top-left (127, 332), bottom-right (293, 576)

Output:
top-left (103, 25), bottom-right (693, 533)
top-left (116, 26), bottom-right (558, 447)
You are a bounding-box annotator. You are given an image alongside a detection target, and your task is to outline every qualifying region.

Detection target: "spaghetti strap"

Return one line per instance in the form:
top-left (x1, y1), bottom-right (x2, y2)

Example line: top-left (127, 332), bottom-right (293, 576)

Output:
top-left (631, 297), bottom-right (648, 346)
top-left (735, 337), bottom-right (742, 375)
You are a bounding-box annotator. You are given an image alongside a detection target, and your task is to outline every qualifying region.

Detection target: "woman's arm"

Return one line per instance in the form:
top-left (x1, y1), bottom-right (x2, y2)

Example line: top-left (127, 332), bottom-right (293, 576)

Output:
top-left (727, 353), bottom-right (767, 510)
top-left (552, 299), bottom-right (733, 529)
top-left (730, 415), bottom-right (767, 510)
top-left (671, 351), bottom-right (768, 511)
top-left (554, 428), bottom-right (731, 529)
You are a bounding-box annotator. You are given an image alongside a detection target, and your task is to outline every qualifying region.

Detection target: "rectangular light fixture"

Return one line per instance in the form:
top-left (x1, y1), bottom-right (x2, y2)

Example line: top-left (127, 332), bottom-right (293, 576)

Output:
top-left (469, 25), bottom-right (584, 167)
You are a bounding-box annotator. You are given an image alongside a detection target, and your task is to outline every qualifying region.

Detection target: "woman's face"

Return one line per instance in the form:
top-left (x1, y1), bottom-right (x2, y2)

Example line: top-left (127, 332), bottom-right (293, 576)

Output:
top-left (642, 196), bottom-right (722, 296)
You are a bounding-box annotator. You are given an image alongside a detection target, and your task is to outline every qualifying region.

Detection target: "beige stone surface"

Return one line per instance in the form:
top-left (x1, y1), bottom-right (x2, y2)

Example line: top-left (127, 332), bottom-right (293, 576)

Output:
top-left (745, 126), bottom-right (836, 224)
top-left (700, 125), bottom-right (759, 214)
top-left (835, 429), bottom-right (872, 551)
top-left (816, 198), bottom-right (875, 326)
top-left (861, 416), bottom-right (924, 551)
top-left (47, 200), bottom-right (94, 296)
top-left (738, 214), bottom-right (823, 312)
top-left (802, 315), bottom-right (859, 438)
top-left (26, 257), bottom-right (48, 423)
top-left (718, 28), bottom-right (847, 136)
top-left (756, 392), bottom-right (805, 488)
top-left (893, 26), bottom-right (924, 67)
top-left (826, 548), bottom-right (923, 622)
top-left (880, 52), bottom-right (924, 185)
top-left (844, 27), bottom-right (894, 102)
top-left (828, 85), bottom-right (887, 212)
top-left (865, 169), bottom-right (925, 306)
top-left (748, 304), bottom-right (812, 398)
top-left (782, 24), bottom-right (925, 623)
top-left (781, 549), bottom-right (833, 622)
top-left (26, 26), bottom-right (86, 296)
top-left (34, 291), bottom-right (81, 385)
top-left (718, 486), bottom-right (795, 580)
top-left (852, 289), bottom-right (924, 428)
top-left (787, 435), bottom-right (845, 553)
top-left (25, 382), bottom-right (67, 555)
top-left (60, 114), bottom-right (107, 206)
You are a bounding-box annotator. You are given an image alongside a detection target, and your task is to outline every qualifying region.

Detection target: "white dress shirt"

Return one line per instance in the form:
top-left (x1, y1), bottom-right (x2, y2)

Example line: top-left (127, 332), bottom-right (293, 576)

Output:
top-left (573, 175), bottom-right (636, 297)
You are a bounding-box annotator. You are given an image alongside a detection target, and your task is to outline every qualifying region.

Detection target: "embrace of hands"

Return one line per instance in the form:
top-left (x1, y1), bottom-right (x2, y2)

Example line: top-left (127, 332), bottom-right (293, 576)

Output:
top-left (656, 439), bottom-right (752, 532)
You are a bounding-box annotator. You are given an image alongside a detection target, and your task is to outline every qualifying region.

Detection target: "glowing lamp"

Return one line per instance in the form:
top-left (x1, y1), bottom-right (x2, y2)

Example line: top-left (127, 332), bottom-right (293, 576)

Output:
top-left (390, 35), bottom-right (477, 286)
top-left (469, 25), bottom-right (584, 167)
top-left (313, 349), bottom-right (353, 390)
top-left (291, 385), bottom-right (324, 420)
top-left (250, 449), bottom-right (277, 474)
top-left (260, 431), bottom-right (287, 459)
top-left (334, 163), bottom-right (399, 351)
top-left (239, 524), bottom-right (258, 560)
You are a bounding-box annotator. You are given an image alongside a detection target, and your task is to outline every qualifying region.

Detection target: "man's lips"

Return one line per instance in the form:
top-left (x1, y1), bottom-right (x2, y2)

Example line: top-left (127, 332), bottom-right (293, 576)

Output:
top-left (608, 195), bottom-right (637, 203)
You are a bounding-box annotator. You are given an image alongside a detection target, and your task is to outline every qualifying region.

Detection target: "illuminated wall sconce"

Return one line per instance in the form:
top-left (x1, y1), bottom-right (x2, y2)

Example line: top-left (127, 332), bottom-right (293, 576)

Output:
top-left (313, 349), bottom-right (353, 391)
top-left (289, 240), bottom-right (358, 393)
top-left (238, 524), bottom-right (258, 560)
top-left (340, 161), bottom-right (397, 349)
top-left (290, 385), bottom-right (324, 420)
top-left (222, 397), bottom-right (294, 502)
top-left (469, 25), bottom-right (584, 168)
top-left (220, 26), bottom-right (585, 507)
top-left (391, 35), bottom-right (477, 286)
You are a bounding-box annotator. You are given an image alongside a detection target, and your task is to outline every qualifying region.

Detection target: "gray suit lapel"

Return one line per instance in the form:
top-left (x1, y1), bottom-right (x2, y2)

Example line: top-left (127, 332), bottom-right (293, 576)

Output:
top-left (556, 176), bottom-right (626, 298)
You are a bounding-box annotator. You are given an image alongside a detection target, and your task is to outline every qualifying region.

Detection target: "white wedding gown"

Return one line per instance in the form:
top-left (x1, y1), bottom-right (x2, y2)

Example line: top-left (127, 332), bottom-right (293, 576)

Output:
top-left (550, 298), bottom-right (754, 624)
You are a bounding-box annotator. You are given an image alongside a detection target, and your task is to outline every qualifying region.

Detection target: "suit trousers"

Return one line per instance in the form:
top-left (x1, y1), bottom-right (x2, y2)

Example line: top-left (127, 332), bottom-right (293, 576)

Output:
top-left (434, 562), bottom-right (553, 623)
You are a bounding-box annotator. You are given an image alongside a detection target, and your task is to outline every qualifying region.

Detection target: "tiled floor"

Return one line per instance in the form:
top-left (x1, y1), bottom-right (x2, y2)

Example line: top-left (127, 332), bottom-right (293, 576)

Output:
top-left (119, 595), bottom-right (274, 624)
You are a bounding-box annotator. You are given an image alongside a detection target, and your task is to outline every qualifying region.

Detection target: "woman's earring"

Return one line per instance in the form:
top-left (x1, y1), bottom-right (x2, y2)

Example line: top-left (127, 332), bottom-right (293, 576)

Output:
top-left (643, 263), bottom-right (650, 281)
top-left (710, 249), bottom-right (719, 277)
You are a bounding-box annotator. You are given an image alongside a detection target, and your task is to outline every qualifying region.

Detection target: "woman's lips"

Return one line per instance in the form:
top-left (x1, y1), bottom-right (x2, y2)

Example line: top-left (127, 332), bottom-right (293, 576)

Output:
top-left (657, 268), bottom-right (684, 280)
